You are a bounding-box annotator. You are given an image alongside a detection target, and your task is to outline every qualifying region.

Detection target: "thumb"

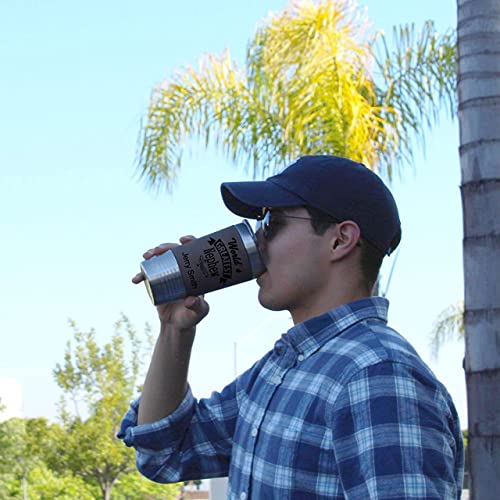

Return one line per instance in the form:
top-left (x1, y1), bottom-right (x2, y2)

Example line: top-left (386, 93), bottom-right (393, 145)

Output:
top-left (184, 295), bottom-right (209, 318)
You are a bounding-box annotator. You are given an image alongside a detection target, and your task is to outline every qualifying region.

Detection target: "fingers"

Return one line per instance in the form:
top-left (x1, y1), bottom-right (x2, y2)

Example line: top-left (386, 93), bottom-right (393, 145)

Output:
top-left (142, 242), bottom-right (176, 259)
top-left (179, 235), bottom-right (196, 244)
top-left (132, 273), bottom-right (144, 284)
top-left (132, 244), bottom-right (175, 284)
top-left (133, 236), bottom-right (198, 284)
top-left (142, 236), bottom-right (197, 259)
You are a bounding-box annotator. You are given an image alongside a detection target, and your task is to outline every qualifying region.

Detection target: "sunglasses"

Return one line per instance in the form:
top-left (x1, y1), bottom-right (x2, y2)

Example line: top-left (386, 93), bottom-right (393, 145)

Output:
top-left (255, 208), bottom-right (340, 241)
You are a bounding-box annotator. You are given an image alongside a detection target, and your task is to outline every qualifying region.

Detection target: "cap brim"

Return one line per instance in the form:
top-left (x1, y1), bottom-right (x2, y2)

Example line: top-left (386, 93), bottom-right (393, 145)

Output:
top-left (220, 180), bottom-right (305, 219)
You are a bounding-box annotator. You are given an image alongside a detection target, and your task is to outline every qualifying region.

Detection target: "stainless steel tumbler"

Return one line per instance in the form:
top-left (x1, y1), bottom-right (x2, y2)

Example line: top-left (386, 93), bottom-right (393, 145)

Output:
top-left (140, 220), bottom-right (265, 305)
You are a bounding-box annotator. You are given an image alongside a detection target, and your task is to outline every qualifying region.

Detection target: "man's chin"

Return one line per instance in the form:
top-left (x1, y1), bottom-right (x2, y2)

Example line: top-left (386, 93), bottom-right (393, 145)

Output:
top-left (257, 288), bottom-right (285, 312)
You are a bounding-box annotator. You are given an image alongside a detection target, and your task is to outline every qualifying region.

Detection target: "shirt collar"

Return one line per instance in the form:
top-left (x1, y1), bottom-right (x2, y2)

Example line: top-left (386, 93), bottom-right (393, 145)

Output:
top-left (283, 296), bottom-right (389, 358)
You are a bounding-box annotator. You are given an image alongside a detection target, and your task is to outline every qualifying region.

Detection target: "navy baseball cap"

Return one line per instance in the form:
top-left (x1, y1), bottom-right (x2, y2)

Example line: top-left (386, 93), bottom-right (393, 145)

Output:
top-left (220, 155), bottom-right (401, 256)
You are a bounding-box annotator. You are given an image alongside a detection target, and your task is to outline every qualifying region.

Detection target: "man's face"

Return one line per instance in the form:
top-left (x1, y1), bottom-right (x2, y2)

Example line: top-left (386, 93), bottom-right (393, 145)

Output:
top-left (255, 207), bottom-right (334, 317)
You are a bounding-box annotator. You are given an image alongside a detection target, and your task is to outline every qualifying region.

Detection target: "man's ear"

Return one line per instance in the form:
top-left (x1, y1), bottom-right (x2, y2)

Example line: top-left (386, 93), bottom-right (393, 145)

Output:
top-left (330, 221), bottom-right (361, 261)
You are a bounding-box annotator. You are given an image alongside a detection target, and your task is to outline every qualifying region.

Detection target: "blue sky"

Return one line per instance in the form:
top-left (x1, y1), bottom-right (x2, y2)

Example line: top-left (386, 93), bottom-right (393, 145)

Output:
top-left (0, 0), bottom-right (466, 425)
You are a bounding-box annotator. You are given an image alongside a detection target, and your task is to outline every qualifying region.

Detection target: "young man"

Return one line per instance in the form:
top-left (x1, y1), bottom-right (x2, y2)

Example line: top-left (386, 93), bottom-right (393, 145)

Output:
top-left (119, 155), bottom-right (464, 499)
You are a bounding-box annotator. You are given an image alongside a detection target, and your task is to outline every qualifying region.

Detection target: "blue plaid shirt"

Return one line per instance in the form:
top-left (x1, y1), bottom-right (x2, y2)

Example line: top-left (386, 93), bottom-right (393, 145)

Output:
top-left (118, 297), bottom-right (464, 499)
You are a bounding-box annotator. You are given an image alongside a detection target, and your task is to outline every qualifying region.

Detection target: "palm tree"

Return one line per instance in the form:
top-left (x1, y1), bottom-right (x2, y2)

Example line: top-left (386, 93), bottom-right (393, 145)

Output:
top-left (135, 0), bottom-right (456, 191)
top-left (457, 0), bottom-right (500, 497)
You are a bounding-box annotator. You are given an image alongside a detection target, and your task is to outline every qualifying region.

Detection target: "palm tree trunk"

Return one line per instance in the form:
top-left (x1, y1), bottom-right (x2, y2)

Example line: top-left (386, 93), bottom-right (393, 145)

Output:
top-left (457, 0), bottom-right (500, 497)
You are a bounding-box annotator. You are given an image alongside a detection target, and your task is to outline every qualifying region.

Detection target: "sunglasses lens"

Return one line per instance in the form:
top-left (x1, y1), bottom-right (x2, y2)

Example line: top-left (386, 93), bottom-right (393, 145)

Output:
top-left (255, 210), bottom-right (272, 240)
top-left (263, 211), bottom-right (272, 239)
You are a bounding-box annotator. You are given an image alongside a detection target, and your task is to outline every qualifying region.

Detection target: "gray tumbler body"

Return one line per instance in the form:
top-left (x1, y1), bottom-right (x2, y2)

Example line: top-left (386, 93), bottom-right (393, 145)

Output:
top-left (140, 220), bottom-right (265, 305)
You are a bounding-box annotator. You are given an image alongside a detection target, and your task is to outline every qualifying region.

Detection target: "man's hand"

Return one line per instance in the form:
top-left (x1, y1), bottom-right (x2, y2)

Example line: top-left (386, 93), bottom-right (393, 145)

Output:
top-left (133, 235), bottom-right (209, 331)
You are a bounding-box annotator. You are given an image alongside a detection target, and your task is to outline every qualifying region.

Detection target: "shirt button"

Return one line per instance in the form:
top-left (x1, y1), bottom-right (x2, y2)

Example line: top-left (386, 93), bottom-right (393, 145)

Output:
top-left (240, 493), bottom-right (247, 500)
top-left (251, 427), bottom-right (258, 437)
top-left (297, 354), bottom-right (304, 362)
top-left (271, 375), bottom-right (281, 385)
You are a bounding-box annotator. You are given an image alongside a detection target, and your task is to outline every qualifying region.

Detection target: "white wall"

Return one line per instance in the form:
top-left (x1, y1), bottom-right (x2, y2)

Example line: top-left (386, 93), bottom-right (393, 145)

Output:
top-left (209, 477), bottom-right (228, 499)
top-left (0, 378), bottom-right (23, 421)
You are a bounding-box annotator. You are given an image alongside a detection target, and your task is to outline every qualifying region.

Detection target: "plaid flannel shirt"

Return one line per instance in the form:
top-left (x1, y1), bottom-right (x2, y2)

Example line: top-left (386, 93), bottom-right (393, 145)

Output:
top-left (118, 297), bottom-right (464, 499)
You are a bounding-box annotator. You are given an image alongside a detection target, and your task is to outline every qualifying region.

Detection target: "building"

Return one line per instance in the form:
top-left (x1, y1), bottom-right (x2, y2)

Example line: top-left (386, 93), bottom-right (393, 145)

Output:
top-left (0, 378), bottom-right (23, 422)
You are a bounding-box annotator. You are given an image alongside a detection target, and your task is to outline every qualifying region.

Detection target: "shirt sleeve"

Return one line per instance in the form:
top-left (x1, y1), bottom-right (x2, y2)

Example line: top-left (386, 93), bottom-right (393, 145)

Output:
top-left (328, 361), bottom-right (463, 499)
top-left (117, 381), bottom-right (240, 484)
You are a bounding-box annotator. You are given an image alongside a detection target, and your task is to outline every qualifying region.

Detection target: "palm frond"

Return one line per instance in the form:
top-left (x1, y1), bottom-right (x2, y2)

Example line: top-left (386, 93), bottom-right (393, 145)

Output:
top-left (429, 300), bottom-right (464, 360)
top-left (136, 51), bottom-right (250, 192)
top-left (240, 0), bottom-right (398, 176)
top-left (373, 21), bottom-right (457, 178)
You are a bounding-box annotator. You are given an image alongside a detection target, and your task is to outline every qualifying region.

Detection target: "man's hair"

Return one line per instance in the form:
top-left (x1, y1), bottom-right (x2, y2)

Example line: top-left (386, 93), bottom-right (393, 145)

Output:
top-left (304, 206), bottom-right (384, 291)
